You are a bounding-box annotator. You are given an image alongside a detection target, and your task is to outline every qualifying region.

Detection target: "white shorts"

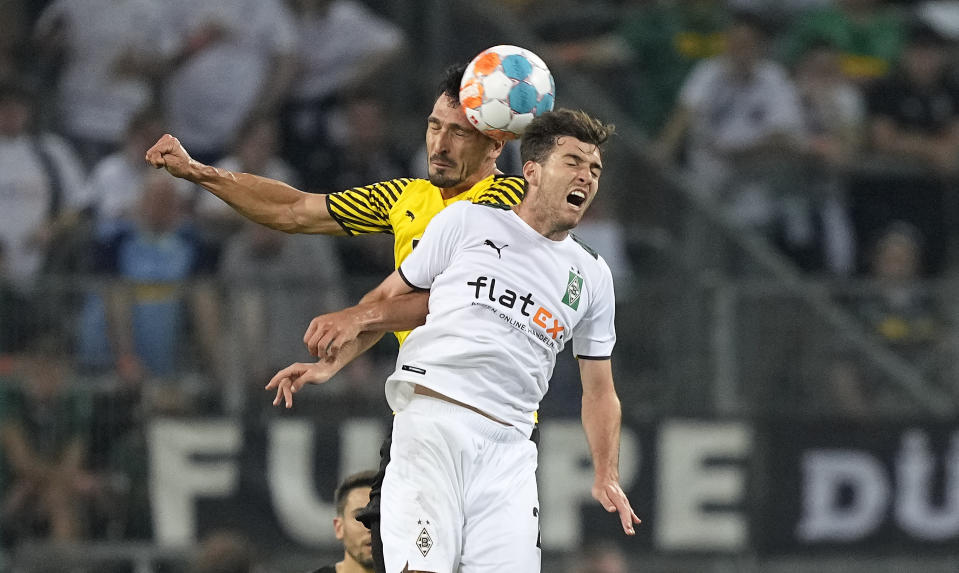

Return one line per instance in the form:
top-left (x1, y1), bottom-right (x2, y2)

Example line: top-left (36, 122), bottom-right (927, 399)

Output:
top-left (380, 394), bottom-right (540, 573)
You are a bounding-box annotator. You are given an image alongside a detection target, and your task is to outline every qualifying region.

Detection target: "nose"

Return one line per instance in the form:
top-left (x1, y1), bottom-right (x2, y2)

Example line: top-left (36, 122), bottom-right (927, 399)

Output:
top-left (576, 165), bottom-right (595, 185)
top-left (430, 128), bottom-right (452, 154)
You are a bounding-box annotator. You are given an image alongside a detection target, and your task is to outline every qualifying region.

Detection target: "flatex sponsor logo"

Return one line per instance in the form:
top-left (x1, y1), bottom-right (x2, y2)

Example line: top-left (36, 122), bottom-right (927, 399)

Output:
top-left (466, 275), bottom-right (566, 345)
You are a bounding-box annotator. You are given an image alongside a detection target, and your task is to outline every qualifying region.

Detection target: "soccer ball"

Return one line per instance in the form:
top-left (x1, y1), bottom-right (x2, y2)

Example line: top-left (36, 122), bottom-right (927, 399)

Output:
top-left (459, 45), bottom-right (555, 141)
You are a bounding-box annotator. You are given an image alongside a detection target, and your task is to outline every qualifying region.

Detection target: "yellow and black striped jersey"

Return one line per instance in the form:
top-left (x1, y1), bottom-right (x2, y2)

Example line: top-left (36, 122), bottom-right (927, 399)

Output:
top-left (326, 174), bottom-right (525, 343)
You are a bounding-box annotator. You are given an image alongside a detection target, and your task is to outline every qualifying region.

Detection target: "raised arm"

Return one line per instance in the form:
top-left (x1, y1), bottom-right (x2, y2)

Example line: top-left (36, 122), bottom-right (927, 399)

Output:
top-left (145, 134), bottom-right (343, 235)
top-left (579, 358), bottom-right (640, 535)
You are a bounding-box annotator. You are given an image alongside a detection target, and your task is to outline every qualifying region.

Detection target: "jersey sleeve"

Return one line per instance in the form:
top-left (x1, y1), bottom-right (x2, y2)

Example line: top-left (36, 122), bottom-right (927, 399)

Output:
top-left (325, 178), bottom-right (412, 235)
top-left (573, 256), bottom-right (617, 360)
top-left (473, 176), bottom-right (525, 207)
top-left (397, 201), bottom-right (468, 290)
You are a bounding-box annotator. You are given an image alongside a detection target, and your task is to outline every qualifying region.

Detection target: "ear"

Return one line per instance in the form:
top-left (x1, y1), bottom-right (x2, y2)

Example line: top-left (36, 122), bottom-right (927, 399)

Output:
top-left (333, 516), bottom-right (345, 541)
top-left (522, 160), bottom-right (540, 187)
top-left (488, 137), bottom-right (506, 161)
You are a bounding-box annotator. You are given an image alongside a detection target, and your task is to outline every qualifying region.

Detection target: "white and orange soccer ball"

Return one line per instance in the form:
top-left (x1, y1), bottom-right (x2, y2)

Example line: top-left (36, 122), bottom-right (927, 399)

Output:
top-left (459, 45), bottom-right (555, 141)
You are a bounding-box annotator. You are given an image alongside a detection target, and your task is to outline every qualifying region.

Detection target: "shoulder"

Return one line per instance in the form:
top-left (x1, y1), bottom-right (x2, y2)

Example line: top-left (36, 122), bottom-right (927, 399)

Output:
top-left (333, 178), bottom-right (417, 206)
top-left (569, 232), bottom-right (599, 259)
top-left (569, 233), bottom-right (614, 282)
top-left (474, 175), bottom-right (525, 206)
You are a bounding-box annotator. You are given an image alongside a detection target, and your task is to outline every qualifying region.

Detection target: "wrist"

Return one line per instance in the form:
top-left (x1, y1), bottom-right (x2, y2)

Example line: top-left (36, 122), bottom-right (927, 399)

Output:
top-left (190, 160), bottom-right (217, 184)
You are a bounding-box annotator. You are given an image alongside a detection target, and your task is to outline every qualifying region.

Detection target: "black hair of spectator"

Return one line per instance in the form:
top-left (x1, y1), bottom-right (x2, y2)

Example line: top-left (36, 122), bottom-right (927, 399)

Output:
top-left (907, 20), bottom-right (951, 48)
top-left (728, 9), bottom-right (775, 39)
top-left (437, 63), bottom-right (467, 106)
top-left (334, 470), bottom-right (378, 516)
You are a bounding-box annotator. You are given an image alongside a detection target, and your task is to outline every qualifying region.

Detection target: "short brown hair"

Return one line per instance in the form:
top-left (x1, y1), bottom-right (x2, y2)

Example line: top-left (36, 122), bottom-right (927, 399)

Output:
top-left (520, 109), bottom-right (614, 164)
top-left (334, 470), bottom-right (378, 516)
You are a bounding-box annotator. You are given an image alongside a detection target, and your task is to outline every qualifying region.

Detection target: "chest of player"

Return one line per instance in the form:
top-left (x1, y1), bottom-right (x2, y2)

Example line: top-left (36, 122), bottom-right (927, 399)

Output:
top-left (388, 187), bottom-right (475, 266)
top-left (435, 231), bottom-right (592, 350)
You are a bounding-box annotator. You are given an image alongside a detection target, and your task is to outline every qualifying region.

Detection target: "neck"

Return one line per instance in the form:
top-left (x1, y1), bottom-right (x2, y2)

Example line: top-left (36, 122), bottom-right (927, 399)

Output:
top-left (513, 202), bottom-right (569, 242)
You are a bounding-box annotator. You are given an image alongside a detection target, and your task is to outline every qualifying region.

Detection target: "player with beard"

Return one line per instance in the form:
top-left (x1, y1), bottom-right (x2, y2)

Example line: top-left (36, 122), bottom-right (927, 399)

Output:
top-left (312, 471), bottom-right (378, 573)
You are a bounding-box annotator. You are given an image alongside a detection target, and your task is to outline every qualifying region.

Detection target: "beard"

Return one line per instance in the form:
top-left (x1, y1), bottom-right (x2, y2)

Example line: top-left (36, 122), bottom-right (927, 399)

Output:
top-left (428, 171), bottom-right (465, 188)
top-left (427, 153), bottom-right (464, 188)
top-left (349, 547), bottom-right (375, 569)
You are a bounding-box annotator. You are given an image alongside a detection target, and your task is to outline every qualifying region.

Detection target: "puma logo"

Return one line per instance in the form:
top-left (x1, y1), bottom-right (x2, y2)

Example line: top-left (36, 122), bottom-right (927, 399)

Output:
top-left (483, 239), bottom-right (508, 258)
top-left (405, 210), bottom-right (415, 221)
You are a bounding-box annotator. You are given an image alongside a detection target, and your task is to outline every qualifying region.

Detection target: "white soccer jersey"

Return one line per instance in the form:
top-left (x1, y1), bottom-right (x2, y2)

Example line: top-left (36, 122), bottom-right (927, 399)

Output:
top-left (387, 201), bottom-right (616, 437)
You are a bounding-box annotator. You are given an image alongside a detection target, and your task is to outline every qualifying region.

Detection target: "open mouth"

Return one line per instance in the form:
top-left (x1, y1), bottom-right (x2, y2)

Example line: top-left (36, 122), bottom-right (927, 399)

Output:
top-left (566, 190), bottom-right (587, 207)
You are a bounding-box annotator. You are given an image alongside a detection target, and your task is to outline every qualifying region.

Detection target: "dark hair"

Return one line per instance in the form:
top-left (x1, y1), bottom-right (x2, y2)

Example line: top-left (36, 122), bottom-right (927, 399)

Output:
top-left (729, 10), bottom-right (773, 39)
top-left (437, 63), bottom-right (467, 106)
top-left (334, 470), bottom-right (378, 516)
top-left (520, 108), bottom-right (615, 164)
top-left (908, 21), bottom-right (950, 48)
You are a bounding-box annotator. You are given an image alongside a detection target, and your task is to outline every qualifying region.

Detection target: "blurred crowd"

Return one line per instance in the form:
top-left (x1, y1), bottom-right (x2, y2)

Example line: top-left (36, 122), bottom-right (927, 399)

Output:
top-left (2, 0), bottom-right (959, 563)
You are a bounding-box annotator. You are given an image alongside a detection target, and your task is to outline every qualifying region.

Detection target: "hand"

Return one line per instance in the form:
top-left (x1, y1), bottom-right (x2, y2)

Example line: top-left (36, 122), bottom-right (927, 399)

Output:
top-left (145, 134), bottom-right (199, 180)
top-left (303, 307), bottom-right (364, 359)
top-left (592, 480), bottom-right (641, 536)
top-left (265, 359), bottom-right (343, 408)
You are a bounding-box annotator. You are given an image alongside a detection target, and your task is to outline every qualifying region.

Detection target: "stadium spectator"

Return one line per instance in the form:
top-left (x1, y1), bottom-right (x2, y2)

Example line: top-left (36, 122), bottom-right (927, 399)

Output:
top-left (82, 171), bottom-right (202, 399)
top-left (828, 222), bottom-right (950, 417)
top-left (0, 80), bottom-right (86, 290)
top-left (789, 39), bottom-right (863, 274)
top-left (856, 223), bottom-right (945, 367)
top-left (780, 0), bottom-right (907, 85)
top-left (162, 0), bottom-right (297, 165)
top-left (311, 470), bottom-right (377, 573)
top-left (282, 0), bottom-right (406, 186)
top-left (0, 333), bottom-right (98, 544)
top-left (33, 0), bottom-right (174, 167)
top-left (80, 110), bottom-right (168, 226)
top-left (615, 0), bottom-right (731, 136)
top-left (858, 21), bottom-right (959, 274)
top-left (655, 13), bottom-right (806, 242)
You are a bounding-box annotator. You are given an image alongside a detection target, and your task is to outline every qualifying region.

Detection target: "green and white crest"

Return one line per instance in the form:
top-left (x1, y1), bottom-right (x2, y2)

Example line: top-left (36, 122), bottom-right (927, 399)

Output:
top-left (562, 270), bottom-right (584, 310)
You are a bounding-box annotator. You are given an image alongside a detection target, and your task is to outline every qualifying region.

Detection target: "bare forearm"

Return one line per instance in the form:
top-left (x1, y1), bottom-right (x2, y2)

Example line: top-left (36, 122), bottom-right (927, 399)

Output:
top-left (352, 292), bottom-right (429, 333)
top-left (191, 164), bottom-right (341, 234)
top-left (582, 389), bottom-right (623, 482)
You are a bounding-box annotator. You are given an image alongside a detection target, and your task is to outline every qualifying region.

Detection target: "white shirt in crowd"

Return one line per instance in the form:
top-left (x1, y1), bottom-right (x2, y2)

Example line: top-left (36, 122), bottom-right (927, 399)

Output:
top-left (35, 0), bottom-right (174, 145)
top-left (680, 56), bottom-right (805, 195)
top-left (0, 133), bottom-right (86, 287)
top-left (164, 0), bottom-right (296, 154)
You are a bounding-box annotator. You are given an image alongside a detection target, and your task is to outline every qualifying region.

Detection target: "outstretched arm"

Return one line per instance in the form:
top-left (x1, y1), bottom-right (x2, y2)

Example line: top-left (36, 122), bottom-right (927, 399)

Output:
top-left (145, 134), bottom-right (343, 235)
top-left (580, 358), bottom-right (640, 535)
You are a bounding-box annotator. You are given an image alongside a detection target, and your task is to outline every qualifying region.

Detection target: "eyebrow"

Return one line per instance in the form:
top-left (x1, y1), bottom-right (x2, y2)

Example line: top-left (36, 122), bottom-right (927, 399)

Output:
top-left (562, 152), bottom-right (603, 171)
